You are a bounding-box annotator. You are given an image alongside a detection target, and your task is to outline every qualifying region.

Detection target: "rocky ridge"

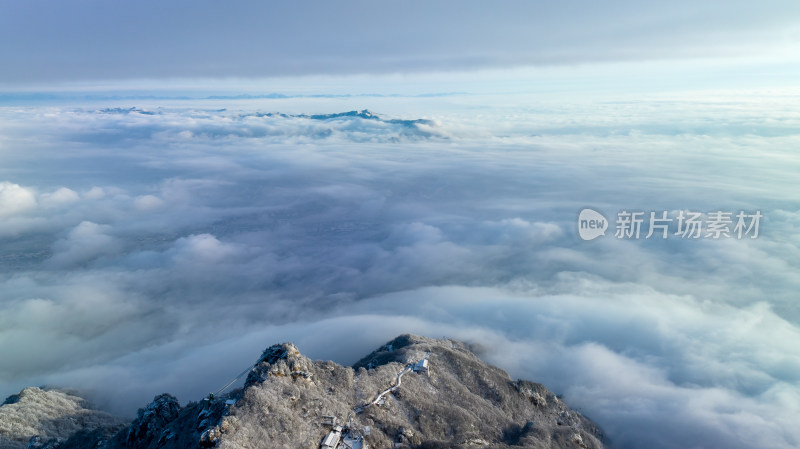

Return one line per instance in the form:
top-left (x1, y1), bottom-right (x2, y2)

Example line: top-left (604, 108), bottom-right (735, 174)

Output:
top-left (1, 335), bottom-right (607, 449)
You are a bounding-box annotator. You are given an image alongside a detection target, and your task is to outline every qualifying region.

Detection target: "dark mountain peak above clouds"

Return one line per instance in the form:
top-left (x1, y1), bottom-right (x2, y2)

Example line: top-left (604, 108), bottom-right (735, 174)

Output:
top-left (241, 109), bottom-right (436, 129)
top-left (91, 107), bottom-right (432, 128)
top-left (307, 109), bottom-right (380, 120)
top-left (304, 109), bottom-right (436, 129)
top-left (98, 107), bottom-right (159, 115)
top-left (123, 394), bottom-right (181, 448)
top-left (0, 336), bottom-right (606, 449)
top-left (74, 107), bottom-right (443, 142)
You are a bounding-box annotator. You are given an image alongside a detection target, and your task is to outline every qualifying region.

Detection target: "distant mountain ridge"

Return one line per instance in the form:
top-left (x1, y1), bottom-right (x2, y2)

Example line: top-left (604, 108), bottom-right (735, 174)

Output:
top-left (0, 387), bottom-right (127, 449)
top-left (1, 335), bottom-right (606, 449)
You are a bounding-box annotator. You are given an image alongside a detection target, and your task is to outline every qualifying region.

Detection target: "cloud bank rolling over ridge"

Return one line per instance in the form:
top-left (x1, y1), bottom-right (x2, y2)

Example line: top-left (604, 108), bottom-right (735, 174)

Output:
top-left (0, 90), bottom-right (798, 448)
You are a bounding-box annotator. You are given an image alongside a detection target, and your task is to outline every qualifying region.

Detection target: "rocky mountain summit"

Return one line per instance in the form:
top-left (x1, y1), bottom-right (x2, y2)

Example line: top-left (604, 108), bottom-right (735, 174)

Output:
top-left (1, 335), bottom-right (607, 449)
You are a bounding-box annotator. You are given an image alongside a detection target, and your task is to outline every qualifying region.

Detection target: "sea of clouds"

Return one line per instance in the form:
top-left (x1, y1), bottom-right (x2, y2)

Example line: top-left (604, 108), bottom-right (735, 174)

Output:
top-left (0, 90), bottom-right (799, 449)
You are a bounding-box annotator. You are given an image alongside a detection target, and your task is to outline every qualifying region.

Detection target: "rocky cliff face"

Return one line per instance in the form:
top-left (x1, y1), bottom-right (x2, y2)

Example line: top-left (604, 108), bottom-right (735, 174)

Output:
top-left (1, 335), bottom-right (607, 449)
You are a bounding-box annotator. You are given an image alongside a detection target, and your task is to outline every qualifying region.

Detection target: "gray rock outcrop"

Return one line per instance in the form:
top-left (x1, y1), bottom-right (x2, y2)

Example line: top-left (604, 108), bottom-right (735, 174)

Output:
top-left (2, 335), bottom-right (608, 449)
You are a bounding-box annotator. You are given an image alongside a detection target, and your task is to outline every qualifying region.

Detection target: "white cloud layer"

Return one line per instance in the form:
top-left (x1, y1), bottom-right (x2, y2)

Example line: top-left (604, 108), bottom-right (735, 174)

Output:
top-left (0, 183), bottom-right (36, 218)
top-left (0, 90), bottom-right (798, 449)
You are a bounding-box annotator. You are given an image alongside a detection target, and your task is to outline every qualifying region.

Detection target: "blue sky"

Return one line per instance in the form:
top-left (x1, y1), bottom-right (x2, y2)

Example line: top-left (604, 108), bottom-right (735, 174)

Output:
top-left (1, 3), bottom-right (800, 449)
top-left (1, 0), bottom-right (800, 85)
